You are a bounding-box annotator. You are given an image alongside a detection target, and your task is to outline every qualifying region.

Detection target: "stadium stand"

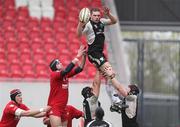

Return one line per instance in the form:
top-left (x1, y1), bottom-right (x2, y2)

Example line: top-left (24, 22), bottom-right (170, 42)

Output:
top-left (0, 0), bottom-right (106, 80)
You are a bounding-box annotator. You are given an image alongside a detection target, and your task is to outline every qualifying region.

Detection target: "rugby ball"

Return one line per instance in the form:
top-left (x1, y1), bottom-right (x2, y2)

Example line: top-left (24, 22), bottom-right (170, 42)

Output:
top-left (79, 8), bottom-right (90, 23)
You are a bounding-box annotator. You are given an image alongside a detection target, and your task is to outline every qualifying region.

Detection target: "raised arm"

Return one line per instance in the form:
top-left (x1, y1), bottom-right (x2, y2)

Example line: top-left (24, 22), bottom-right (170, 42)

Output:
top-left (77, 22), bottom-right (85, 37)
top-left (103, 6), bottom-right (117, 25)
top-left (92, 70), bottom-right (101, 97)
top-left (61, 45), bottom-right (86, 77)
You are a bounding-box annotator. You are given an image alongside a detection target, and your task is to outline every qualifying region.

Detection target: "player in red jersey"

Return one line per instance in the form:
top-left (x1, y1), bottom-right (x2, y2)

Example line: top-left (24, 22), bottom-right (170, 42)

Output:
top-left (47, 45), bottom-right (86, 127)
top-left (43, 105), bottom-right (84, 127)
top-left (0, 89), bottom-right (51, 127)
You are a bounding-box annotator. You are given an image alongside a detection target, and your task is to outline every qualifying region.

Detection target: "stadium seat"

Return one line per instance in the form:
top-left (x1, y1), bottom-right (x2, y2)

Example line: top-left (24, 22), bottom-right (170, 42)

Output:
top-left (17, 6), bottom-right (29, 17)
top-left (4, 0), bottom-right (15, 7)
top-left (21, 63), bottom-right (34, 78)
top-left (36, 70), bottom-right (49, 78)
top-left (29, 27), bottom-right (41, 39)
top-left (15, 15), bottom-right (27, 27)
top-left (41, 27), bottom-right (54, 39)
top-left (20, 52), bottom-right (31, 61)
top-left (59, 54), bottom-right (70, 66)
top-left (10, 64), bottom-right (23, 78)
top-left (5, 6), bottom-right (16, 18)
top-left (7, 51), bottom-right (19, 61)
top-left (0, 69), bottom-right (9, 78)
top-left (33, 49), bottom-right (45, 60)
top-left (41, 17), bottom-right (52, 28)
top-left (44, 42), bottom-right (55, 51)
top-left (28, 17), bottom-right (40, 28)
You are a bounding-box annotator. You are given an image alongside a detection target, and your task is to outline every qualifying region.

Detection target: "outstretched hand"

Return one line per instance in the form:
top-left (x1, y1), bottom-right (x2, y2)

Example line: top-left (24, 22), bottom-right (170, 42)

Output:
top-left (77, 45), bottom-right (87, 58)
top-left (103, 6), bottom-right (110, 15)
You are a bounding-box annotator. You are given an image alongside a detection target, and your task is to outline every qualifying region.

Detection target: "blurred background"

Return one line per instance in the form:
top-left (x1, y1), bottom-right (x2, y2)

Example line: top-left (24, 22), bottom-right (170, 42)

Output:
top-left (0, 0), bottom-right (179, 127)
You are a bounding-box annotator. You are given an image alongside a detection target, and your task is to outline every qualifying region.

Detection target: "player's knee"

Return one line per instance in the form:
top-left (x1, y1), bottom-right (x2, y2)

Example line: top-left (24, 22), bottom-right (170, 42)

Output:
top-left (100, 65), bottom-right (115, 79)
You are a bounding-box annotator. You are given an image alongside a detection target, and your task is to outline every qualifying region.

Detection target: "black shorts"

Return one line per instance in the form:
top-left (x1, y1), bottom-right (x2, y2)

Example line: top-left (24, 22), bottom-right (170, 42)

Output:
top-left (88, 52), bottom-right (107, 68)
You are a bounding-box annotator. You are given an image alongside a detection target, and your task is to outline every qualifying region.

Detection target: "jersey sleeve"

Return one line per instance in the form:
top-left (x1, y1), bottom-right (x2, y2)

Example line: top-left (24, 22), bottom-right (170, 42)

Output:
top-left (6, 104), bottom-right (19, 115)
top-left (82, 22), bottom-right (90, 35)
top-left (100, 18), bottom-right (111, 25)
top-left (66, 68), bottom-right (79, 78)
top-left (21, 104), bottom-right (30, 111)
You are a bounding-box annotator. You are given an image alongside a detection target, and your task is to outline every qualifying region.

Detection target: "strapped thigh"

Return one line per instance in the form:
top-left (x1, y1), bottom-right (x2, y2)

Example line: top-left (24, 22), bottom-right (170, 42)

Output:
top-left (99, 62), bottom-right (115, 79)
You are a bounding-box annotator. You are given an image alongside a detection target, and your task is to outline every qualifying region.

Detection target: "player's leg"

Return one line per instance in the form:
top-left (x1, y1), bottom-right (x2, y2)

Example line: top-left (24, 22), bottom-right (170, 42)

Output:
top-left (105, 81), bottom-right (129, 113)
top-left (99, 62), bottom-right (130, 97)
top-left (49, 115), bottom-right (62, 127)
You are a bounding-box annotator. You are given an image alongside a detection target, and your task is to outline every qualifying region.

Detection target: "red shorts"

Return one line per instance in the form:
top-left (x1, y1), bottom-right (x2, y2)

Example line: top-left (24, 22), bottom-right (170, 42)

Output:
top-left (48, 105), bottom-right (66, 117)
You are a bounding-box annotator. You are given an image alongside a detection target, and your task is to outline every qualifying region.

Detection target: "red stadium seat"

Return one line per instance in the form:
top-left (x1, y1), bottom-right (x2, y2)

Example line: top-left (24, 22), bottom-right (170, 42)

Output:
top-left (36, 70), bottom-right (49, 78)
top-left (0, 48), bottom-right (5, 59)
top-left (41, 27), bottom-right (54, 39)
top-left (22, 64), bottom-right (35, 78)
top-left (17, 26), bottom-right (28, 39)
top-left (20, 53), bottom-right (31, 61)
top-left (31, 42), bottom-right (43, 51)
top-left (41, 17), bottom-right (52, 28)
top-left (59, 54), bottom-right (70, 66)
top-left (44, 42), bottom-right (55, 51)
top-left (15, 15), bottom-right (27, 28)
top-left (33, 49), bottom-right (45, 60)
top-left (7, 51), bottom-right (18, 61)
top-left (0, 69), bottom-right (9, 78)
top-left (17, 6), bottom-right (29, 18)
top-left (57, 43), bottom-right (67, 51)
top-left (29, 27), bottom-right (41, 39)
top-left (28, 17), bottom-right (40, 28)
top-left (4, 26), bottom-right (15, 38)
top-left (11, 69), bottom-right (23, 78)
top-left (4, 0), bottom-right (15, 8)
top-left (5, 6), bottom-right (16, 18)
top-left (3, 16), bottom-right (14, 28)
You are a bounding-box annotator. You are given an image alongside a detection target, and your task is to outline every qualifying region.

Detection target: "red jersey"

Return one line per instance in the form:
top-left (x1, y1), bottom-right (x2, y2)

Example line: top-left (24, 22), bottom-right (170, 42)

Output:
top-left (47, 69), bottom-right (77, 116)
top-left (0, 101), bottom-right (29, 127)
top-left (62, 105), bottom-right (84, 127)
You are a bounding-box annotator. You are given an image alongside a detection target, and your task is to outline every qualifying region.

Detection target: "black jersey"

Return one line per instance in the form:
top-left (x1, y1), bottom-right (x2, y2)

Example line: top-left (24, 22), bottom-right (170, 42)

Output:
top-left (83, 95), bottom-right (100, 127)
top-left (88, 20), bottom-right (105, 53)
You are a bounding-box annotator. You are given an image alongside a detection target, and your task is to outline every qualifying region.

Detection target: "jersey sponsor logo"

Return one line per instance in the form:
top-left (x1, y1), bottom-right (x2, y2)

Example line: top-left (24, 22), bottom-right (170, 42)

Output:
top-left (62, 84), bottom-right (68, 89)
top-left (9, 104), bottom-right (15, 107)
top-left (100, 57), bottom-right (104, 62)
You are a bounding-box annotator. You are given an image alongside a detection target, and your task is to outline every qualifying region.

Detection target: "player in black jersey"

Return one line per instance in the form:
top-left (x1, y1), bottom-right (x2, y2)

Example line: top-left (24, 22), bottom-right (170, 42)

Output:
top-left (80, 70), bottom-right (101, 127)
top-left (77, 7), bottom-right (137, 99)
top-left (86, 107), bottom-right (113, 127)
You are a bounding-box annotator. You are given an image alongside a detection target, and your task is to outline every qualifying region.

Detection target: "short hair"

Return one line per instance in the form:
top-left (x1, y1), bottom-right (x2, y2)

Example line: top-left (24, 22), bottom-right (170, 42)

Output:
top-left (81, 86), bottom-right (93, 99)
top-left (49, 59), bottom-right (59, 71)
top-left (90, 8), bottom-right (100, 14)
top-left (95, 107), bottom-right (104, 120)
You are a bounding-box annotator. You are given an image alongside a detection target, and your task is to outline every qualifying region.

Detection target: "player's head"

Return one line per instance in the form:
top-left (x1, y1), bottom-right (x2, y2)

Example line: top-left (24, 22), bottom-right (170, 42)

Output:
top-left (90, 8), bottom-right (101, 23)
top-left (128, 84), bottom-right (139, 95)
top-left (49, 59), bottom-right (62, 71)
top-left (10, 89), bottom-right (22, 104)
top-left (95, 107), bottom-right (104, 120)
top-left (81, 86), bottom-right (93, 99)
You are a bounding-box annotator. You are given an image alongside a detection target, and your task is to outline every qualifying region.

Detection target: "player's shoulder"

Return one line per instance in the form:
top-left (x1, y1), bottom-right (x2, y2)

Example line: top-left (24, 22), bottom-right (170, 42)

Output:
top-left (6, 101), bottom-right (17, 107)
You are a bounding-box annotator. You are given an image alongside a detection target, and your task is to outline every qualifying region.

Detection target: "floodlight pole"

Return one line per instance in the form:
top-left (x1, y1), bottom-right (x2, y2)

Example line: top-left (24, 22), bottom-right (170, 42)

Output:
top-left (179, 42), bottom-right (180, 125)
top-left (137, 40), bottom-right (144, 127)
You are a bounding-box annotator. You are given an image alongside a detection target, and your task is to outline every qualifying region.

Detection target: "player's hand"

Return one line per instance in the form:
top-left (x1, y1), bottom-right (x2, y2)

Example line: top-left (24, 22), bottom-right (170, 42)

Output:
top-left (43, 106), bottom-right (51, 112)
top-left (43, 117), bottom-right (50, 125)
top-left (77, 45), bottom-right (86, 58)
top-left (103, 6), bottom-right (110, 15)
